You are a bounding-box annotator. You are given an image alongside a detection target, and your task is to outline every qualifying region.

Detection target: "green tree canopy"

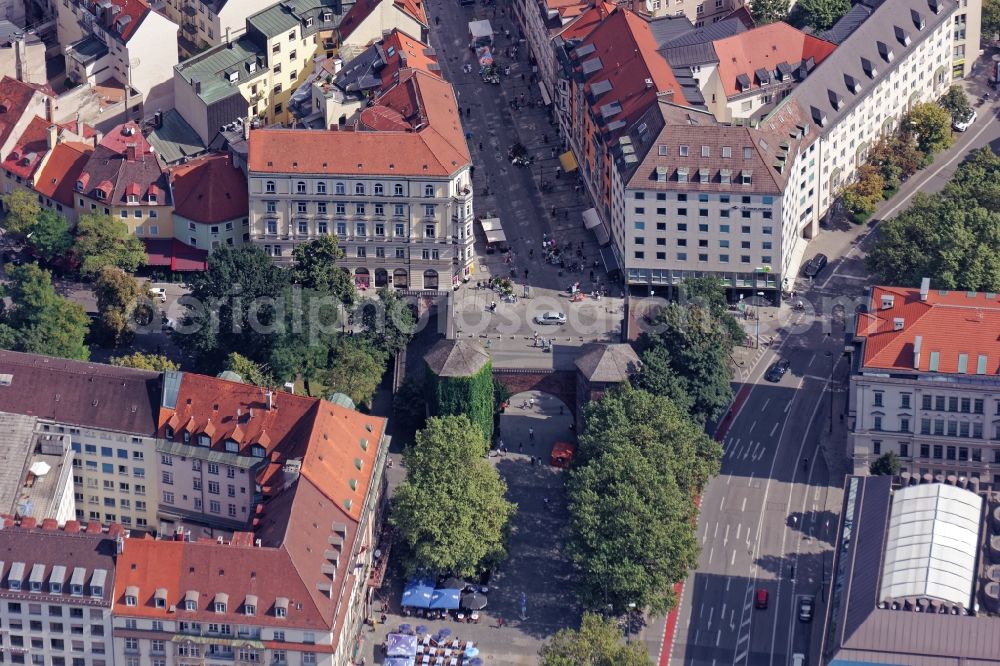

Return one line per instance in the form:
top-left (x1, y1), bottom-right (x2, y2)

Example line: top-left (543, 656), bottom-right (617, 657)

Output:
top-left (321, 336), bottom-right (386, 408)
top-left (390, 415), bottom-right (516, 576)
top-left (539, 613), bottom-right (653, 666)
top-left (72, 213), bottom-right (146, 277)
top-left (2, 189), bottom-right (41, 236)
top-left (869, 451), bottom-right (901, 476)
top-left (0, 263), bottom-right (89, 359)
top-left (634, 346), bottom-right (695, 417)
top-left (224, 352), bottom-right (274, 386)
top-left (798, 0), bottom-right (850, 30)
top-left (27, 209), bottom-right (73, 263)
top-left (426, 359), bottom-right (495, 443)
top-left (568, 385), bottom-right (722, 615)
top-left (640, 302), bottom-right (736, 424)
top-left (93, 267), bottom-right (147, 346)
top-left (867, 148), bottom-right (1000, 291)
top-left (750, 0), bottom-right (789, 24)
top-left (939, 85), bottom-right (973, 124)
top-left (290, 236), bottom-right (356, 305)
top-left (176, 245), bottom-right (291, 369)
top-left (358, 287), bottom-right (416, 357)
top-left (984, 0), bottom-right (1000, 38)
top-left (906, 102), bottom-right (952, 155)
top-left (110, 352), bottom-right (178, 371)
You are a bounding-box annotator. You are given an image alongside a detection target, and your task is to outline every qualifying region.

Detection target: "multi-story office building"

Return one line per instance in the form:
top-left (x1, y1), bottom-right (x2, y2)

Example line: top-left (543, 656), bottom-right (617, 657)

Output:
top-left (54, 0), bottom-right (180, 115)
top-left (247, 68), bottom-right (474, 290)
top-left (610, 96), bottom-right (817, 296)
top-left (848, 280), bottom-right (1000, 482)
top-left (158, 0), bottom-right (277, 57)
top-left (0, 351), bottom-right (162, 531)
top-left (0, 520), bottom-right (119, 666)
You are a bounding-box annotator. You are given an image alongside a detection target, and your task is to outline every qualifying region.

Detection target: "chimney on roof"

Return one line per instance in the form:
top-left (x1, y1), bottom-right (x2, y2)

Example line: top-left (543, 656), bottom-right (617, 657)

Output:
top-left (46, 124), bottom-right (58, 150)
top-left (644, 78), bottom-right (653, 89)
top-left (920, 277), bottom-right (930, 301)
top-left (125, 143), bottom-right (137, 162)
top-left (115, 534), bottom-right (124, 555)
top-left (266, 391), bottom-right (274, 411)
top-left (913, 335), bottom-right (922, 370)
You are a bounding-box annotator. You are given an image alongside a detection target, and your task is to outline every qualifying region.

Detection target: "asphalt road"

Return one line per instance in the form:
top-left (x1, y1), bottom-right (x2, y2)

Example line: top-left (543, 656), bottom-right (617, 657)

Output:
top-left (665, 80), bottom-right (1000, 666)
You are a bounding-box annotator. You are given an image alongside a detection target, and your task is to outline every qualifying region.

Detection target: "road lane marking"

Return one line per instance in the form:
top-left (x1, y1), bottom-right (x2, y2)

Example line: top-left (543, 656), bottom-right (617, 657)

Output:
top-left (741, 497), bottom-right (747, 512)
top-left (714, 523), bottom-right (720, 539)
top-left (730, 550), bottom-right (736, 565)
top-left (700, 604), bottom-right (704, 619)
top-left (751, 442), bottom-right (761, 458)
top-left (721, 603), bottom-right (727, 618)
top-left (808, 353), bottom-right (815, 368)
top-left (761, 398), bottom-right (770, 411)
top-left (770, 422), bottom-right (779, 437)
top-left (749, 420), bottom-right (757, 432)
top-left (742, 446), bottom-right (751, 460)
top-left (730, 609), bottom-right (735, 629)
top-left (716, 630), bottom-right (722, 647)
top-left (708, 607), bottom-right (714, 629)
top-left (735, 524), bottom-right (741, 541)
top-left (724, 525), bottom-right (730, 544)
top-left (708, 547), bottom-right (714, 564)
top-left (726, 579), bottom-right (731, 592)
top-left (784, 401), bottom-right (791, 413)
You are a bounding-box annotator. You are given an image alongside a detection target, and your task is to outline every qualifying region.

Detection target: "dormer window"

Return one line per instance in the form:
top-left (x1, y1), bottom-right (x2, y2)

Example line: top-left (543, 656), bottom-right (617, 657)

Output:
top-left (50, 582), bottom-right (62, 594)
top-left (225, 440), bottom-right (239, 453)
top-left (126, 194), bottom-right (138, 204)
top-left (198, 434), bottom-right (211, 447)
top-left (249, 444), bottom-right (266, 458)
top-left (125, 594), bottom-right (137, 606)
top-left (183, 431), bottom-right (191, 444)
top-left (8, 580), bottom-right (19, 591)
top-left (30, 581), bottom-right (41, 592)
top-left (148, 193), bottom-right (158, 204)
top-left (91, 586), bottom-right (103, 598)
top-left (124, 586), bottom-right (139, 606)
top-left (184, 590), bottom-right (198, 611)
top-left (94, 189), bottom-right (106, 200)
top-left (154, 588), bottom-right (168, 608)
top-left (75, 179), bottom-right (85, 191)
top-left (244, 595), bottom-right (257, 617)
top-left (165, 426), bottom-right (175, 439)
top-left (274, 597), bottom-right (289, 618)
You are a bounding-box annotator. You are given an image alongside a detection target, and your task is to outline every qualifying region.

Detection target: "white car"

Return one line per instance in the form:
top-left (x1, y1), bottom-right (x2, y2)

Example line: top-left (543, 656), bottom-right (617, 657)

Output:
top-left (148, 287), bottom-right (167, 303)
top-left (534, 311), bottom-right (566, 325)
top-left (953, 109), bottom-right (976, 132)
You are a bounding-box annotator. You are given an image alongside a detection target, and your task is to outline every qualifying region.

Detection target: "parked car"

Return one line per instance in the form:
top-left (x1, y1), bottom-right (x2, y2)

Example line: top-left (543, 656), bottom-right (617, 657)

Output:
top-left (953, 109), bottom-right (977, 132)
top-left (148, 287), bottom-right (167, 303)
top-left (534, 311), bottom-right (566, 325)
top-left (764, 359), bottom-right (790, 383)
top-left (802, 253), bottom-right (828, 279)
top-left (798, 595), bottom-right (815, 622)
top-left (755, 588), bottom-right (769, 609)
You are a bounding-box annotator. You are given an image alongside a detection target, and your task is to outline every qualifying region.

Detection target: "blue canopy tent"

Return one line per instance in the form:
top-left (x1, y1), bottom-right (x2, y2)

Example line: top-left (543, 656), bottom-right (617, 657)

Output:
top-left (385, 633), bottom-right (417, 658)
top-left (401, 577), bottom-right (434, 609)
top-left (429, 588), bottom-right (461, 610)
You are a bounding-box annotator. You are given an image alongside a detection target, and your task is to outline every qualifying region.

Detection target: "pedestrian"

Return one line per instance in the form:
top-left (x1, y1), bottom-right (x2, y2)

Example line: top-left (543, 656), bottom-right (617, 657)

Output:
top-left (529, 397), bottom-right (535, 408)
top-left (478, 141), bottom-right (483, 151)
top-left (498, 616), bottom-right (504, 629)
top-left (435, 15), bottom-right (440, 24)
top-left (529, 427), bottom-right (535, 440)
top-left (519, 442), bottom-right (524, 452)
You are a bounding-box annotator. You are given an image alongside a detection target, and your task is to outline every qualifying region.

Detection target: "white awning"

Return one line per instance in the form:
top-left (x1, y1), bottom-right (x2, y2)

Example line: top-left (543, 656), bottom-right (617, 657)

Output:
top-left (469, 20), bottom-right (492, 39)
top-left (582, 208), bottom-right (602, 230)
top-left (538, 81), bottom-right (551, 105)
top-left (29, 461), bottom-right (50, 477)
top-left (478, 217), bottom-right (506, 243)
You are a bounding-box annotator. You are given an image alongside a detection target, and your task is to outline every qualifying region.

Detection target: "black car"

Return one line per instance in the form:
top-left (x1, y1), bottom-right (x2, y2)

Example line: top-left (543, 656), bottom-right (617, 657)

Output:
top-left (764, 359), bottom-right (790, 382)
top-left (798, 596), bottom-right (815, 622)
top-left (802, 253), bottom-right (828, 279)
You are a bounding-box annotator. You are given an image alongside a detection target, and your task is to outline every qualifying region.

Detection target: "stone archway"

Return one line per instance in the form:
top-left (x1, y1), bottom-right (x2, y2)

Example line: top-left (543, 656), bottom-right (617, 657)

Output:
top-left (393, 268), bottom-right (408, 288)
top-left (354, 267), bottom-right (370, 290)
top-left (497, 390), bottom-right (575, 462)
top-left (374, 268), bottom-right (388, 288)
top-left (423, 269), bottom-right (439, 290)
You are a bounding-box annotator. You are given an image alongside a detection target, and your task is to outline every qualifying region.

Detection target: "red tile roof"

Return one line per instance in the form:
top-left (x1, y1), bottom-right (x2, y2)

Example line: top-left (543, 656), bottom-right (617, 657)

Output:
top-left (856, 285), bottom-right (1000, 375)
top-left (77, 0), bottom-right (152, 43)
top-left (573, 8), bottom-right (687, 141)
top-left (249, 69), bottom-right (469, 177)
top-left (169, 153), bottom-right (248, 224)
top-left (78, 122), bottom-right (170, 206)
top-left (33, 141), bottom-right (94, 207)
top-left (557, 1), bottom-right (616, 41)
top-left (4, 116), bottom-right (51, 180)
top-left (339, 0), bottom-right (427, 42)
top-left (0, 76), bottom-right (47, 151)
top-left (380, 30), bottom-right (437, 84)
top-left (712, 22), bottom-right (836, 97)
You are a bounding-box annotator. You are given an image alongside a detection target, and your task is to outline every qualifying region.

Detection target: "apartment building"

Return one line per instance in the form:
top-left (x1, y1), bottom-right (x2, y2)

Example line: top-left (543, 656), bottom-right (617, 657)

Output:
top-left (633, 0), bottom-right (747, 27)
top-left (787, 0), bottom-right (961, 235)
top-left (158, 0), bottom-right (277, 57)
top-left (247, 68), bottom-right (474, 291)
top-left (0, 28), bottom-right (47, 85)
top-left (665, 22), bottom-right (836, 123)
top-left (116, 377), bottom-right (390, 666)
top-left (168, 151), bottom-right (249, 249)
top-left (0, 351), bottom-right (162, 531)
top-left (609, 96), bottom-right (816, 295)
top-left (54, 0), bottom-right (179, 116)
top-left (74, 121), bottom-right (174, 240)
top-left (29, 141), bottom-right (94, 224)
top-left (0, 520), bottom-right (120, 666)
top-left (560, 7), bottom-right (689, 232)
top-left (336, 0), bottom-right (427, 61)
top-left (848, 281), bottom-right (1000, 483)
top-left (173, 0), bottom-right (357, 145)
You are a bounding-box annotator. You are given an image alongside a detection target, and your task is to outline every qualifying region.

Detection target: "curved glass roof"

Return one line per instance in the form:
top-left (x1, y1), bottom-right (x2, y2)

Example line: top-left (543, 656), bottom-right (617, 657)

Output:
top-left (879, 483), bottom-right (982, 607)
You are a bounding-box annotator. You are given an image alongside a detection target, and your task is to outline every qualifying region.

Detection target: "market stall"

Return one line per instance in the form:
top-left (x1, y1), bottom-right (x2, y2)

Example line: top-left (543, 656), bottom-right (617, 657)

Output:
top-left (468, 19), bottom-right (493, 49)
top-left (477, 217), bottom-right (508, 253)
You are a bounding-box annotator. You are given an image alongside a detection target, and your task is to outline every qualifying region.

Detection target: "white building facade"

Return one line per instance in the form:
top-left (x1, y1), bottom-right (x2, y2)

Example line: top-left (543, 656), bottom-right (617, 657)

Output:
top-left (849, 282), bottom-right (1000, 483)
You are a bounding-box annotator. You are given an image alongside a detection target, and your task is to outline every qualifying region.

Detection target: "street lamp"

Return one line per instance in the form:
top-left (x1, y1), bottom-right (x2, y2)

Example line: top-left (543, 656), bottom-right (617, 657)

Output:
top-left (626, 602), bottom-right (637, 644)
top-left (755, 291), bottom-right (764, 350)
